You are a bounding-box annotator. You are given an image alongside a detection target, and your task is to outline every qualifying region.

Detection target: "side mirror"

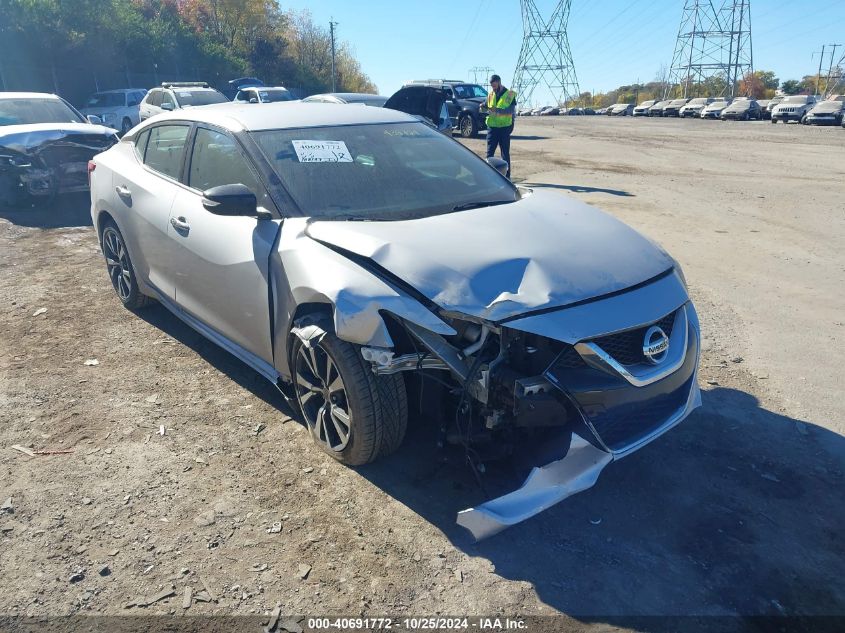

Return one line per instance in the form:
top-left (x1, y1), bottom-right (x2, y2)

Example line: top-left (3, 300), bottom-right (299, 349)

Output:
top-left (486, 157), bottom-right (509, 178)
top-left (202, 184), bottom-right (260, 217)
top-left (87, 114), bottom-right (103, 125)
top-left (161, 102), bottom-right (175, 111)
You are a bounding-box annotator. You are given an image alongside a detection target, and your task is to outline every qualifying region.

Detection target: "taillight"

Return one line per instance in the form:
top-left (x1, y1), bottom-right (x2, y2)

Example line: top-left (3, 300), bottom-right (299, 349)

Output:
top-left (87, 160), bottom-right (96, 186)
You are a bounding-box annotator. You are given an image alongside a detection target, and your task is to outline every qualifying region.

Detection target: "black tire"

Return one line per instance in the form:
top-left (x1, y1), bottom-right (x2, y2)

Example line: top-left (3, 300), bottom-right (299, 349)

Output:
top-left (771, 119), bottom-right (777, 124)
top-left (120, 118), bottom-right (132, 136)
top-left (291, 331), bottom-right (407, 465)
top-left (100, 220), bottom-right (153, 310)
top-left (459, 114), bottom-right (477, 138)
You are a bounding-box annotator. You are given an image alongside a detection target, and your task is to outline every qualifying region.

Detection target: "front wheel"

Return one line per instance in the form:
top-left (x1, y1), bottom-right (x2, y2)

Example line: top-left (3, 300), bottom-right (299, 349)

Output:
top-left (292, 331), bottom-right (407, 465)
top-left (459, 114), bottom-right (477, 138)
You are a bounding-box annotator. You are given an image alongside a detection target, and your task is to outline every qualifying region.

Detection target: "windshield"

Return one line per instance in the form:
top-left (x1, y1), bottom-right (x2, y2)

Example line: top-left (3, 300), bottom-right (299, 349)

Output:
top-left (260, 90), bottom-right (292, 103)
top-left (709, 101), bottom-right (729, 108)
top-left (85, 93), bottom-right (125, 108)
top-left (252, 122), bottom-right (517, 221)
top-left (0, 98), bottom-right (85, 126)
top-left (453, 84), bottom-right (488, 99)
top-left (813, 101), bottom-right (843, 112)
top-left (731, 101), bottom-right (751, 110)
top-left (688, 98), bottom-right (708, 105)
top-left (783, 96), bottom-right (808, 104)
top-left (639, 100), bottom-right (656, 107)
top-left (173, 90), bottom-right (228, 106)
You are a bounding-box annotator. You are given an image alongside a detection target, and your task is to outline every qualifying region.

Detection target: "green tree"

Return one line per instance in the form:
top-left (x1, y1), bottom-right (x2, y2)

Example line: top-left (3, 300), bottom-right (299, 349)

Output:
top-left (781, 79), bottom-right (801, 95)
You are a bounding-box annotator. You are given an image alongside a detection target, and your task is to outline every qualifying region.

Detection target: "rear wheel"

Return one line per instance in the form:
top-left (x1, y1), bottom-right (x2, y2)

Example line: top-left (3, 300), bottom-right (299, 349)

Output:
top-left (459, 114), bottom-right (477, 138)
top-left (292, 331), bottom-right (407, 465)
top-left (101, 221), bottom-right (153, 310)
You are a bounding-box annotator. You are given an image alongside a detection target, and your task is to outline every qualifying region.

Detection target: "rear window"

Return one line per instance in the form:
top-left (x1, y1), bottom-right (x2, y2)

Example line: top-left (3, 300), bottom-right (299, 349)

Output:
top-left (0, 98), bottom-right (85, 126)
top-left (259, 90), bottom-right (293, 103)
top-left (173, 90), bottom-right (228, 107)
top-left (86, 93), bottom-right (125, 108)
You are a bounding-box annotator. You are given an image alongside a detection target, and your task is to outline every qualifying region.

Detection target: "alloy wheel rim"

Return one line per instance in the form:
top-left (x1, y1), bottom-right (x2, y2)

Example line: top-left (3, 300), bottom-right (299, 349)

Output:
top-left (294, 342), bottom-right (351, 452)
top-left (461, 118), bottom-right (472, 135)
top-left (103, 228), bottom-right (132, 301)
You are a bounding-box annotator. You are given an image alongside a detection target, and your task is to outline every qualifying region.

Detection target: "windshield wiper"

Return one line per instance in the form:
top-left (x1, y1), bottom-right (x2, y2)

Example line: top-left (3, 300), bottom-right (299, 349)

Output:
top-left (452, 200), bottom-right (514, 212)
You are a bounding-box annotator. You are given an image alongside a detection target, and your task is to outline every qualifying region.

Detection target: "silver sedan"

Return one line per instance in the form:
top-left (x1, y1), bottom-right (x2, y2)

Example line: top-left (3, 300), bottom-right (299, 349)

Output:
top-left (89, 102), bottom-right (701, 538)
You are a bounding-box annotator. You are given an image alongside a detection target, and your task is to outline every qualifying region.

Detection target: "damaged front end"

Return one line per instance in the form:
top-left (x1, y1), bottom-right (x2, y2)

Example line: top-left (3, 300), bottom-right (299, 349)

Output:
top-left (0, 126), bottom-right (117, 206)
top-left (359, 271), bottom-right (701, 540)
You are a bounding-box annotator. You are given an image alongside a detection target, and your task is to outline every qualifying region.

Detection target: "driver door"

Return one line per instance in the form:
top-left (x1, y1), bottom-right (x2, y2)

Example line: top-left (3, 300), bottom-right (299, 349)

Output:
top-left (167, 125), bottom-right (281, 367)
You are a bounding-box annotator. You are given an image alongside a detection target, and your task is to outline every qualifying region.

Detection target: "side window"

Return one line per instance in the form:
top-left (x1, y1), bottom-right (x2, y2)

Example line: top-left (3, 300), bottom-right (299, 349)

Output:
top-left (128, 92), bottom-right (142, 107)
top-left (144, 125), bottom-right (190, 179)
top-left (188, 127), bottom-right (262, 197)
top-left (134, 129), bottom-right (150, 160)
top-left (147, 90), bottom-right (161, 107)
top-left (161, 92), bottom-right (176, 108)
top-left (234, 90), bottom-right (247, 102)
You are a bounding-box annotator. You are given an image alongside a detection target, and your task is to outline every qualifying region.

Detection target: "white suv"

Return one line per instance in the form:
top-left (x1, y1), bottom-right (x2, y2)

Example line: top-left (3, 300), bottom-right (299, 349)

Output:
top-left (139, 82), bottom-right (228, 121)
top-left (81, 89), bottom-right (147, 135)
top-left (771, 94), bottom-right (818, 124)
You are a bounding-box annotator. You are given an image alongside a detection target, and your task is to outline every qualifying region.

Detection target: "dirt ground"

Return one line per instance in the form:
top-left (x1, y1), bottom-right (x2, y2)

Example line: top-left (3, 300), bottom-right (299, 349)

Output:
top-left (0, 116), bottom-right (843, 631)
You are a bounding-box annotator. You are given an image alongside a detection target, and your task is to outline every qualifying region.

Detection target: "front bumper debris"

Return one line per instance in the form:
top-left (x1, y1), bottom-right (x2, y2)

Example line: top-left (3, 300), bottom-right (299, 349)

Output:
top-left (457, 433), bottom-right (613, 540)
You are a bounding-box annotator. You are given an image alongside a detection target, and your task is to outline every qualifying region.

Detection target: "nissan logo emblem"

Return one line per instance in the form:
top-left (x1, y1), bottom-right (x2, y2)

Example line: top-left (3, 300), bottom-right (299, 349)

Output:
top-left (643, 326), bottom-right (669, 365)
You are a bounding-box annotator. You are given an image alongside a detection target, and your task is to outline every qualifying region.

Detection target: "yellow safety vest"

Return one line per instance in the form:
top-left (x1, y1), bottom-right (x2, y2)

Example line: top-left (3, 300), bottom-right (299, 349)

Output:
top-left (486, 89), bottom-right (516, 128)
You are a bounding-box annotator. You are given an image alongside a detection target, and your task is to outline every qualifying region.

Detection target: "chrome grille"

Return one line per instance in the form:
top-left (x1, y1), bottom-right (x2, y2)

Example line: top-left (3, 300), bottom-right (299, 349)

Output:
top-left (590, 311), bottom-right (676, 366)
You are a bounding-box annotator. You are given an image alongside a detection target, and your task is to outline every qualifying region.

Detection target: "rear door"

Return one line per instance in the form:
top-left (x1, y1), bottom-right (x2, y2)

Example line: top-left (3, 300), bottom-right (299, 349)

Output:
top-left (113, 123), bottom-right (192, 299)
top-left (167, 125), bottom-right (280, 365)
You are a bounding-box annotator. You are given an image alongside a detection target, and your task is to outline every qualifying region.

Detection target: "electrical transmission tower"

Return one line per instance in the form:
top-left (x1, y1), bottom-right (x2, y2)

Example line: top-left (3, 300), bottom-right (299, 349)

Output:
top-left (469, 66), bottom-right (495, 84)
top-left (666, 0), bottom-right (753, 99)
top-left (512, 0), bottom-right (579, 107)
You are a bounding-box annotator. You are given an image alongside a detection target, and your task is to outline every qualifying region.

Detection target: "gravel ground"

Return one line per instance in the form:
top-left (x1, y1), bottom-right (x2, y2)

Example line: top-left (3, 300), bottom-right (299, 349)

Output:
top-left (0, 116), bottom-right (843, 631)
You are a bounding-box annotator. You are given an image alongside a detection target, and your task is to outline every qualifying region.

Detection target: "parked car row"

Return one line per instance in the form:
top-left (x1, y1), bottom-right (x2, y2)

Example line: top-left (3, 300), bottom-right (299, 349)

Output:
top-left (590, 94), bottom-right (844, 124)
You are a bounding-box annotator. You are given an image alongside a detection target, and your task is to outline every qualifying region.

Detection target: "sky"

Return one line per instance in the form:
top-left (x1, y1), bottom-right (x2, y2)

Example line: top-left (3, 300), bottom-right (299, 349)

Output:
top-left (282, 0), bottom-right (845, 105)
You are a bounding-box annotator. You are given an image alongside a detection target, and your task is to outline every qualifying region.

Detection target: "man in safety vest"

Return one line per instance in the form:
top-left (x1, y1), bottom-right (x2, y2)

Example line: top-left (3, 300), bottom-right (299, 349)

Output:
top-left (485, 74), bottom-right (517, 178)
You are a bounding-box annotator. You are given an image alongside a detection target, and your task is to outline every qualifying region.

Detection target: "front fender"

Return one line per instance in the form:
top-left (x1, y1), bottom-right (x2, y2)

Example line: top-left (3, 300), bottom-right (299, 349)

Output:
top-left (271, 218), bottom-right (455, 380)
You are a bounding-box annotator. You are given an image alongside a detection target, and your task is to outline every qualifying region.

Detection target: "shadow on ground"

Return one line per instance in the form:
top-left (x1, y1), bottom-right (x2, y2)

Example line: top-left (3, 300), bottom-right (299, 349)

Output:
top-left (135, 303), bottom-right (293, 416)
top-left (359, 385), bottom-right (845, 624)
top-left (0, 193), bottom-right (93, 229)
top-left (510, 135), bottom-right (550, 141)
top-left (134, 298), bottom-right (845, 625)
top-left (525, 181), bottom-right (634, 197)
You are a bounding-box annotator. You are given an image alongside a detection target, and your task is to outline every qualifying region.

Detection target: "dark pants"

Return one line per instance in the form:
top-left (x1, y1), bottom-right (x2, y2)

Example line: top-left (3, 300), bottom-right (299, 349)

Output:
top-left (486, 125), bottom-right (512, 177)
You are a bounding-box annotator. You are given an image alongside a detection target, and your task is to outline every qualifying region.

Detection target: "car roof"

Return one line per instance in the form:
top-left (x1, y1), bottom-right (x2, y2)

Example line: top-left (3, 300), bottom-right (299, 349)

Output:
top-left (145, 101), bottom-right (416, 131)
top-left (0, 92), bottom-right (62, 100)
top-left (91, 88), bottom-right (145, 94)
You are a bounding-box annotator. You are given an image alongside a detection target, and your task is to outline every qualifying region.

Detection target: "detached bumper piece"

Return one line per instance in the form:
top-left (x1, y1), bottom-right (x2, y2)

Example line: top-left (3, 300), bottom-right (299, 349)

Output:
top-left (457, 433), bottom-right (612, 540)
top-left (457, 303), bottom-right (701, 540)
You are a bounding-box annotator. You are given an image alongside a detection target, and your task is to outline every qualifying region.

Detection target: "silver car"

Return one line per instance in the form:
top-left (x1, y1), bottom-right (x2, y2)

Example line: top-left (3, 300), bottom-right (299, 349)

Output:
top-left (89, 102), bottom-right (701, 539)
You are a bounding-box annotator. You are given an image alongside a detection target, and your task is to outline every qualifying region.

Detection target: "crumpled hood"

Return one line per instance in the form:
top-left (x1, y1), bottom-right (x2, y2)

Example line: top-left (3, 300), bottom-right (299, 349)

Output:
top-left (305, 190), bottom-right (674, 322)
top-left (0, 122), bottom-right (117, 151)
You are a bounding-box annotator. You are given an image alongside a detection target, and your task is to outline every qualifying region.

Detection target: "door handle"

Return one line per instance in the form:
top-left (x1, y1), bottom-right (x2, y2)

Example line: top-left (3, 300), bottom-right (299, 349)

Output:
top-left (170, 216), bottom-right (190, 231)
top-left (115, 185), bottom-right (131, 198)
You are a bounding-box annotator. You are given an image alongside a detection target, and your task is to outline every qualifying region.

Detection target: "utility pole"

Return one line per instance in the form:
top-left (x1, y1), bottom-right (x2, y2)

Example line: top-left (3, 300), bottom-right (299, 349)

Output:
top-left (823, 44), bottom-right (841, 97)
top-left (815, 45), bottom-right (826, 96)
top-left (329, 19), bottom-right (338, 92)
